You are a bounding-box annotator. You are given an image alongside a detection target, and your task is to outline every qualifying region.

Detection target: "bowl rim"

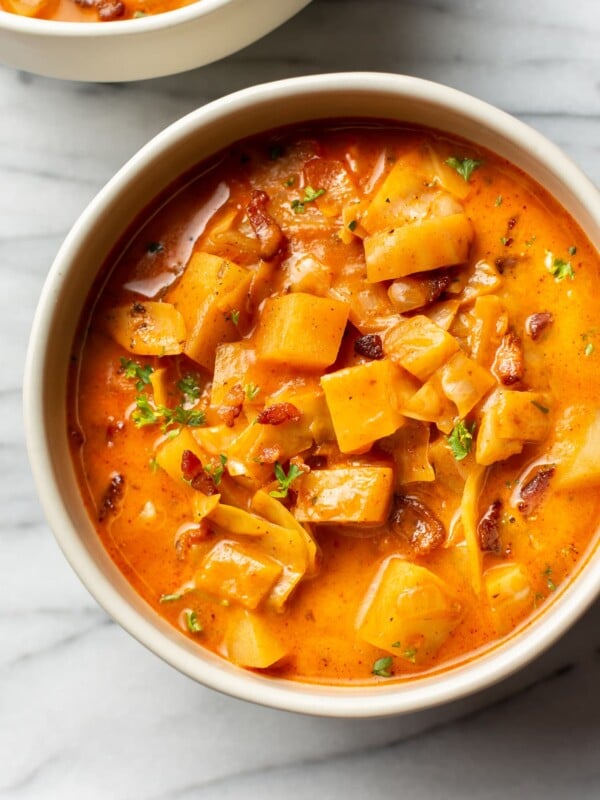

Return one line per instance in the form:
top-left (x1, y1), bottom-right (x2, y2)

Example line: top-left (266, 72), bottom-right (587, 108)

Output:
top-left (24, 72), bottom-right (600, 718)
top-left (1, 0), bottom-right (257, 36)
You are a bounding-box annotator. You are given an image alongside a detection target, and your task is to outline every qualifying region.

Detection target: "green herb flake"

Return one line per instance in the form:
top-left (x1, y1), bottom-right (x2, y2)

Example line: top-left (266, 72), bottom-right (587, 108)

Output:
top-left (133, 10), bottom-right (148, 16)
top-left (120, 357), bottom-right (154, 392)
top-left (372, 656), bottom-right (394, 678)
top-left (584, 342), bottom-right (595, 357)
top-left (525, 235), bottom-right (537, 247)
top-left (244, 383), bottom-right (260, 401)
top-left (284, 176), bottom-right (296, 187)
top-left (495, 195), bottom-right (503, 207)
top-left (403, 646), bottom-right (418, 664)
top-left (132, 395), bottom-right (205, 432)
top-left (545, 250), bottom-right (575, 281)
top-left (500, 236), bottom-right (509, 245)
top-left (544, 565), bottom-right (557, 592)
top-left (291, 186), bottom-right (326, 214)
top-left (185, 610), bottom-right (203, 634)
top-left (391, 641), bottom-right (401, 648)
top-left (568, 246), bottom-right (577, 256)
top-left (177, 374), bottom-right (201, 401)
top-left (205, 454), bottom-right (228, 486)
top-left (148, 457), bottom-right (159, 473)
top-left (447, 420), bottom-right (475, 461)
top-left (445, 156), bottom-right (483, 182)
top-left (269, 461), bottom-right (303, 499)
top-left (348, 219), bottom-right (358, 232)
top-left (531, 400), bottom-right (549, 414)
top-left (230, 309), bottom-right (240, 326)
top-left (132, 395), bottom-right (160, 427)
top-left (159, 591), bottom-right (183, 603)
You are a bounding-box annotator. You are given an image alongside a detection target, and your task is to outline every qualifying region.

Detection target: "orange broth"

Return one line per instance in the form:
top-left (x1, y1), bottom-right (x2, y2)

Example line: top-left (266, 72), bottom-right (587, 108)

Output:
top-left (68, 121), bottom-right (600, 684)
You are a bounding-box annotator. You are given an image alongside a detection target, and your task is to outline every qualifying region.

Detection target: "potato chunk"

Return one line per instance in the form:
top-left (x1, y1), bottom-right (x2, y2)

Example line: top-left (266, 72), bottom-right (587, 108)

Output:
top-left (167, 252), bottom-right (251, 369)
top-left (295, 467), bottom-right (393, 524)
top-left (484, 563), bottom-right (533, 635)
top-left (256, 293), bottom-right (349, 369)
top-left (364, 213), bottom-right (473, 282)
top-left (361, 159), bottom-right (427, 234)
top-left (320, 359), bottom-right (406, 452)
top-left (223, 609), bottom-right (288, 668)
top-left (555, 411), bottom-right (600, 490)
top-left (195, 540), bottom-right (282, 609)
top-left (383, 315), bottom-right (459, 381)
top-left (105, 301), bottom-right (185, 356)
top-left (357, 558), bottom-right (462, 658)
top-left (476, 389), bottom-right (552, 466)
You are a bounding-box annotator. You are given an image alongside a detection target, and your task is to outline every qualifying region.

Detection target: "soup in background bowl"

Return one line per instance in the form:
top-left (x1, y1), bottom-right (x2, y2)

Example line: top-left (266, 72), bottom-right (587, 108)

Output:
top-left (24, 74), bottom-right (600, 717)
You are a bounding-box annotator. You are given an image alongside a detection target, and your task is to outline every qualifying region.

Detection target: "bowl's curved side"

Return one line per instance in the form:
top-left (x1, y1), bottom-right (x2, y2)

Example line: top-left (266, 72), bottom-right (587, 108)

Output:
top-left (0, 0), bottom-right (311, 81)
top-left (24, 73), bottom-right (600, 717)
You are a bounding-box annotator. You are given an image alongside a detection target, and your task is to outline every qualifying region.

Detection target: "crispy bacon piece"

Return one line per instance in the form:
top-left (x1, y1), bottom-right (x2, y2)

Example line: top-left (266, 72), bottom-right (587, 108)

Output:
top-left (98, 473), bottom-right (125, 522)
top-left (98, 0), bottom-right (125, 19)
top-left (526, 312), bottom-right (553, 341)
top-left (390, 495), bottom-right (446, 556)
top-left (175, 520), bottom-right (211, 560)
top-left (304, 454), bottom-right (327, 470)
top-left (217, 383), bottom-right (244, 428)
top-left (246, 190), bottom-right (285, 260)
top-left (518, 466), bottom-right (555, 515)
top-left (494, 331), bottom-right (524, 386)
top-left (257, 402), bottom-right (302, 426)
top-left (477, 499), bottom-right (503, 553)
top-left (181, 450), bottom-right (218, 495)
top-left (354, 334), bottom-right (384, 360)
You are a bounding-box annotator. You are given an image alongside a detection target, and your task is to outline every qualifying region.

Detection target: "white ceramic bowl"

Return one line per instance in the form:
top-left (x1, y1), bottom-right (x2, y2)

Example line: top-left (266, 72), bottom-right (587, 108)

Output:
top-left (24, 73), bottom-right (600, 717)
top-left (0, 0), bottom-right (310, 82)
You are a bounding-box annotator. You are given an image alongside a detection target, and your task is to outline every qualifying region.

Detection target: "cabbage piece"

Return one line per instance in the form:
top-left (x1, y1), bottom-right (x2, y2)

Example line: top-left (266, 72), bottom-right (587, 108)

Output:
top-left (105, 301), bottom-right (185, 356)
top-left (484, 563), bottom-right (533, 635)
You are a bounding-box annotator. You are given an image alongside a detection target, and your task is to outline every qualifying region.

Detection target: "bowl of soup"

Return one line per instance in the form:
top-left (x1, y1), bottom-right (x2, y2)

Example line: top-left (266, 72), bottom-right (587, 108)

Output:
top-left (24, 73), bottom-right (600, 717)
top-left (0, 0), bottom-right (311, 82)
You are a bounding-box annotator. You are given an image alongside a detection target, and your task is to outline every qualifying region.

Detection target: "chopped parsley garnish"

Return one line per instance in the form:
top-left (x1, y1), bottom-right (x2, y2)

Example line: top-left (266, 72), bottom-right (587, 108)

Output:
top-left (205, 454), bottom-right (227, 486)
top-left (177, 374), bottom-right (201, 401)
top-left (545, 250), bottom-right (575, 281)
top-left (269, 461), bottom-right (303, 498)
top-left (184, 610), bottom-right (203, 634)
top-left (148, 457), bottom-right (159, 473)
top-left (445, 156), bottom-right (483, 182)
top-left (525, 235), bottom-right (537, 247)
top-left (133, 10), bottom-right (147, 16)
top-left (531, 400), bottom-right (549, 414)
top-left (568, 246), bottom-right (577, 256)
top-left (230, 309), bottom-right (240, 326)
top-left (372, 656), bottom-right (393, 677)
top-left (544, 565), bottom-right (557, 592)
top-left (584, 342), bottom-right (595, 357)
top-left (132, 395), bottom-right (205, 433)
top-left (402, 646), bottom-right (418, 664)
top-left (284, 176), bottom-right (296, 187)
top-left (244, 383), bottom-right (260, 401)
top-left (159, 591), bottom-right (183, 603)
top-left (291, 186), bottom-right (326, 214)
top-left (120, 357), bottom-right (154, 392)
top-left (495, 195), bottom-right (503, 207)
top-left (146, 241), bottom-right (164, 254)
top-left (348, 219), bottom-right (358, 231)
top-left (500, 236), bottom-right (509, 245)
top-left (447, 420), bottom-right (475, 461)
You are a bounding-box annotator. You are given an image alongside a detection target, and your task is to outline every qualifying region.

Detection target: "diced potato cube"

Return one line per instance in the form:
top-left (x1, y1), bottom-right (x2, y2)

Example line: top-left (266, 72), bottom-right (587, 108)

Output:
top-left (357, 558), bottom-right (462, 658)
top-left (196, 540), bottom-right (282, 609)
top-left (295, 467), bottom-right (393, 524)
top-left (167, 252), bottom-right (251, 369)
top-left (476, 389), bottom-right (552, 466)
top-left (362, 159), bottom-right (427, 234)
top-left (383, 315), bottom-right (459, 381)
top-left (223, 609), bottom-right (288, 668)
top-left (460, 260), bottom-right (502, 306)
top-left (364, 213), bottom-right (474, 282)
top-left (438, 351), bottom-right (495, 417)
top-left (287, 255), bottom-right (331, 296)
top-left (555, 411), bottom-right (600, 490)
top-left (155, 428), bottom-right (206, 485)
top-left (105, 301), bottom-right (185, 356)
top-left (469, 295), bottom-right (508, 366)
top-left (402, 373), bottom-right (456, 434)
top-left (484, 563), bottom-right (533, 635)
top-left (208, 503), bottom-right (292, 538)
top-left (320, 359), bottom-right (406, 452)
top-left (256, 293), bottom-right (349, 369)
top-left (149, 367), bottom-right (171, 407)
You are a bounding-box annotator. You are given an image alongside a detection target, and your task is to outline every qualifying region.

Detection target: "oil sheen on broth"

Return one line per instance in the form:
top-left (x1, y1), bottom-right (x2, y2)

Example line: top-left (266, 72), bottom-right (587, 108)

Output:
top-left (68, 121), bottom-right (600, 684)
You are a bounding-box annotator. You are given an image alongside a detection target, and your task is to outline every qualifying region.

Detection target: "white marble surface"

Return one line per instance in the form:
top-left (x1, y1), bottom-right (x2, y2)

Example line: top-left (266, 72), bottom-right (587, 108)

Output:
top-left (1, 0), bottom-right (599, 797)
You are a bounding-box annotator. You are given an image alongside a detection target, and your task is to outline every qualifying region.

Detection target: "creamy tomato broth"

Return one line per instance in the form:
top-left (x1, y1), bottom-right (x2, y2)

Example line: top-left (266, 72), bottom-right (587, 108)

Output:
top-left (69, 121), bottom-right (600, 684)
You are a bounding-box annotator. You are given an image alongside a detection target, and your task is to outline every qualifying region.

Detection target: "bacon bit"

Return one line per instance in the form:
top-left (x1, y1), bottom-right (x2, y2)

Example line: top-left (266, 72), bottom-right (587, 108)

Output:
top-left (518, 466), bottom-right (555, 516)
top-left (507, 217), bottom-right (518, 230)
top-left (477, 499), bottom-right (503, 553)
top-left (304, 454), bottom-right (327, 470)
top-left (175, 521), bottom-right (211, 560)
top-left (98, 0), bottom-right (125, 19)
top-left (390, 495), bottom-right (446, 556)
top-left (246, 190), bottom-right (285, 260)
top-left (257, 445), bottom-right (282, 465)
top-left (130, 302), bottom-right (147, 316)
top-left (181, 450), bottom-right (218, 495)
top-left (526, 312), bottom-right (554, 341)
top-left (354, 334), bottom-right (384, 360)
top-left (494, 331), bottom-right (524, 386)
top-left (98, 473), bottom-right (125, 522)
top-left (494, 255), bottom-right (520, 273)
top-left (257, 402), bottom-right (302, 426)
top-left (217, 383), bottom-right (244, 428)
top-left (289, 455), bottom-right (310, 474)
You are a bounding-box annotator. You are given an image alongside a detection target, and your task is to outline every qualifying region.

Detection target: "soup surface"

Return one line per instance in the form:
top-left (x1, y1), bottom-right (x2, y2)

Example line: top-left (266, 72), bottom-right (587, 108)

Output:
top-left (1, 0), bottom-right (194, 22)
top-left (69, 121), bottom-right (600, 684)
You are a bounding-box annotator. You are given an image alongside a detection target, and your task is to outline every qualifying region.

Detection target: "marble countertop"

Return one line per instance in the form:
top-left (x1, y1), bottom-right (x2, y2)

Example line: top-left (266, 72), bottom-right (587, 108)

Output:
top-left (1, 0), bottom-right (599, 797)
